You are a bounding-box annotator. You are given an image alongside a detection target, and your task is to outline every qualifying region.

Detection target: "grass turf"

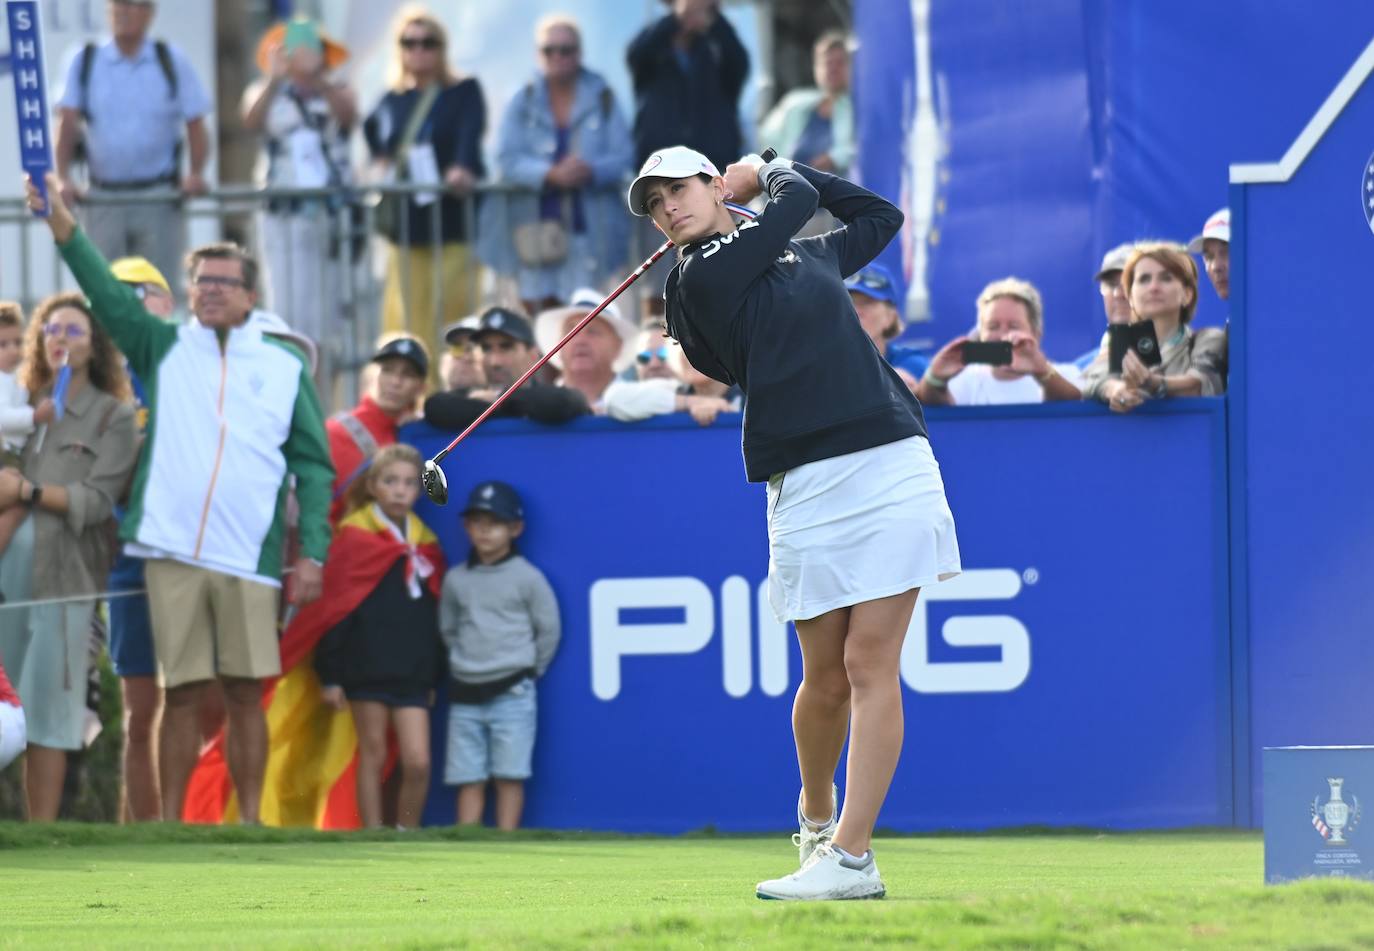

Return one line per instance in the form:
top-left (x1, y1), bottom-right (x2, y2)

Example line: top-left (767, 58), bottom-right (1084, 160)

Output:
top-left (4, 823), bottom-right (1373, 949)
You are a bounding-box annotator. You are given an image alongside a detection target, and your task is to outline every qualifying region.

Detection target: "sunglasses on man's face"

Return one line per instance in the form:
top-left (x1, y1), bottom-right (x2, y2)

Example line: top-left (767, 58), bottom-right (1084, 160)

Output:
top-left (540, 44), bottom-right (578, 57)
top-left (193, 274), bottom-right (247, 290)
top-left (637, 347), bottom-right (670, 365)
top-left (400, 35), bottom-right (441, 50)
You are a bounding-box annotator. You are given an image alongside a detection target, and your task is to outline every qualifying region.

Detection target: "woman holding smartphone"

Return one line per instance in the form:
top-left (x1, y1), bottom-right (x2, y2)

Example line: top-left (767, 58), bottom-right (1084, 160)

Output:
top-left (916, 277), bottom-right (1082, 406)
top-left (628, 146), bottom-right (961, 901)
top-left (1080, 242), bottom-right (1226, 412)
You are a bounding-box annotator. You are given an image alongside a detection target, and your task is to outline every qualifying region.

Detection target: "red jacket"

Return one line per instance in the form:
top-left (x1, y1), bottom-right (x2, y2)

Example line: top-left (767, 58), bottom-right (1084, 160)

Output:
top-left (325, 396), bottom-right (400, 524)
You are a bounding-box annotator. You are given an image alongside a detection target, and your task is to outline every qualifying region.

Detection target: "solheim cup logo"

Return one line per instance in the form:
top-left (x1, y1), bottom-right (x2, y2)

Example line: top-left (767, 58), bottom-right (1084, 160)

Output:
top-left (1312, 777), bottom-right (1362, 845)
top-left (1363, 151), bottom-right (1374, 236)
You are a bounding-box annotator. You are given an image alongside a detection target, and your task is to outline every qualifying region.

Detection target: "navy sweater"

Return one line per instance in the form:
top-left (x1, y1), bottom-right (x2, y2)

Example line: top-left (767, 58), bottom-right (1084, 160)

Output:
top-left (664, 162), bottom-right (927, 482)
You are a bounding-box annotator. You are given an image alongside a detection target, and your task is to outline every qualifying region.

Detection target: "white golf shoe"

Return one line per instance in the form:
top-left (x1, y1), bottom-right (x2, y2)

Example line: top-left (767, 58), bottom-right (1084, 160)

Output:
top-left (756, 842), bottom-right (886, 901)
top-left (792, 784), bottom-right (838, 865)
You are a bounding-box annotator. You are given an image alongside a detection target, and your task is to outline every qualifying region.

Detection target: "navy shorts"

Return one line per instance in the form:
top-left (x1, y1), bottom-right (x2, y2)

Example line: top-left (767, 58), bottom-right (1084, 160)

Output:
top-left (107, 555), bottom-right (156, 679)
top-left (345, 688), bottom-right (430, 708)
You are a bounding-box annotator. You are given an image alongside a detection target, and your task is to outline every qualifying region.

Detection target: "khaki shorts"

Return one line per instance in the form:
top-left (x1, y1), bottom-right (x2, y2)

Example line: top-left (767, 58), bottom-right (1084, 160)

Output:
top-left (145, 560), bottom-right (281, 688)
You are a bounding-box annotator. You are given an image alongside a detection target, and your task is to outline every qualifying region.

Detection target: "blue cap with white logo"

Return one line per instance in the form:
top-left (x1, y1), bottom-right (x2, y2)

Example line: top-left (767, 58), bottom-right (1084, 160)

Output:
top-left (845, 263), bottom-right (899, 308)
top-left (462, 480), bottom-right (525, 522)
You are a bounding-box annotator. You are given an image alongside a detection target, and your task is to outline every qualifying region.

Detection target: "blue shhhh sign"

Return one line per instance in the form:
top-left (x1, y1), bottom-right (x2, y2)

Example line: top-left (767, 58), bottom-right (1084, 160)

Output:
top-left (6, 1), bottom-right (51, 216)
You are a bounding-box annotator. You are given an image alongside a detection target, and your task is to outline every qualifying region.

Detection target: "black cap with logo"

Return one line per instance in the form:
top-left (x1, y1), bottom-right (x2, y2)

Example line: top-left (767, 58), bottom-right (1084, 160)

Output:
top-left (461, 480), bottom-right (525, 522)
top-left (473, 306), bottom-right (535, 347)
top-left (371, 335), bottom-right (429, 377)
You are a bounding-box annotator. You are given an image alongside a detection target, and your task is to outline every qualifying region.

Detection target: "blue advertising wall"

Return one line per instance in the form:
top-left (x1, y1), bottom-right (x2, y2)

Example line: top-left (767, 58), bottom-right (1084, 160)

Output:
top-left (854, 0), bottom-right (1374, 361)
top-left (404, 402), bottom-right (1231, 832)
top-left (1229, 39), bottom-right (1374, 826)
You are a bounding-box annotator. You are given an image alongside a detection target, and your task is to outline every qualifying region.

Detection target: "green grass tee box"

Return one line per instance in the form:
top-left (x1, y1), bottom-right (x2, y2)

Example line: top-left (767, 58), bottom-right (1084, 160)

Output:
top-left (5, 824), bottom-right (1374, 950)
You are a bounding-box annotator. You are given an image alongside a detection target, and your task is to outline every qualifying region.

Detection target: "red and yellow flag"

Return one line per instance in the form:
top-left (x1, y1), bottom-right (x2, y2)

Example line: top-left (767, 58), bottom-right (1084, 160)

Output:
top-left (183, 506), bottom-right (446, 828)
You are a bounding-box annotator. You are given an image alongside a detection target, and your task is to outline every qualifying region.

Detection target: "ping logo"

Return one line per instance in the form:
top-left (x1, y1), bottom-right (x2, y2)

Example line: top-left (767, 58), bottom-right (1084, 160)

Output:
top-left (589, 569), bottom-right (1031, 700)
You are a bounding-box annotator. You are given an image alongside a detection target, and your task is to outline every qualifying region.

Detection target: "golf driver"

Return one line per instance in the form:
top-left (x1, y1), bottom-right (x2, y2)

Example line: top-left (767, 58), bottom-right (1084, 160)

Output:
top-left (422, 149), bottom-right (776, 504)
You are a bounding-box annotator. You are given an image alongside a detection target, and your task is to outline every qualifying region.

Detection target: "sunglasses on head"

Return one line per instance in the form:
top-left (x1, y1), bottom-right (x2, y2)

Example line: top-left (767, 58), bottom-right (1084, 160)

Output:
top-left (400, 35), bottom-right (441, 50)
top-left (636, 347), bottom-right (670, 364)
top-left (540, 44), bottom-right (578, 57)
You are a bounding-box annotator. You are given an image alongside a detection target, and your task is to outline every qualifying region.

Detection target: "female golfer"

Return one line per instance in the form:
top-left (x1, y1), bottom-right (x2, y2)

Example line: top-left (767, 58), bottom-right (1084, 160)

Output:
top-left (628, 147), bottom-right (960, 900)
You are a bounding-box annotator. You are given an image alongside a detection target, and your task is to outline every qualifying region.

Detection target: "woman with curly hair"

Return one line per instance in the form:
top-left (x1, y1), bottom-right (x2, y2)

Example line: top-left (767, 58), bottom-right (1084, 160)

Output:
top-left (0, 292), bottom-right (137, 820)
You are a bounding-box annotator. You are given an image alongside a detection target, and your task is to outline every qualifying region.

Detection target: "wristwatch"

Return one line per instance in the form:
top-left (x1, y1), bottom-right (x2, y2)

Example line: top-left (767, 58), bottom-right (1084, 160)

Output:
top-left (26, 482), bottom-right (42, 507)
top-left (1149, 376), bottom-right (1169, 399)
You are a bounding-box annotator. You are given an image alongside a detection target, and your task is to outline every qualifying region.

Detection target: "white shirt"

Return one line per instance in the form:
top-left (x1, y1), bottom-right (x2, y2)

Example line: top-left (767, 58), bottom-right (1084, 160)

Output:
top-left (947, 363), bottom-right (1082, 406)
top-left (0, 369), bottom-right (34, 453)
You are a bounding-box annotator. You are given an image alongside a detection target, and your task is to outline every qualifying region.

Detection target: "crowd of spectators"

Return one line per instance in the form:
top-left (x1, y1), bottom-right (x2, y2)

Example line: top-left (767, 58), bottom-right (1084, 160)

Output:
top-left (0, 0), bottom-right (1234, 823)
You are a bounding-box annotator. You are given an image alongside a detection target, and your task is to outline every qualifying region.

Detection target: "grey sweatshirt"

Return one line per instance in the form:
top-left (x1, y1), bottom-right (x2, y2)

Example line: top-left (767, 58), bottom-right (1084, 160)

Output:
top-left (439, 553), bottom-right (561, 684)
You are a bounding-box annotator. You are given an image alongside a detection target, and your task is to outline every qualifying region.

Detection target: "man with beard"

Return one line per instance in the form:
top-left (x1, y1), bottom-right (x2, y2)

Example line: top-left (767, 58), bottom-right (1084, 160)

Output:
top-left (423, 307), bottom-right (589, 430)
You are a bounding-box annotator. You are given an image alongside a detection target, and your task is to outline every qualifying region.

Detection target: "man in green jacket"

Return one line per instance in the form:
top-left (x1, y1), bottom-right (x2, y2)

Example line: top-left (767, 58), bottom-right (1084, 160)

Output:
top-left (26, 174), bottom-right (334, 825)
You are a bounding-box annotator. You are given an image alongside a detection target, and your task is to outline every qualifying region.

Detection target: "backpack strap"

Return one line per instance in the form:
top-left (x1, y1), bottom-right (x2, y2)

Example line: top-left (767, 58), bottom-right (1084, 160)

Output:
top-left (152, 40), bottom-right (178, 99)
top-left (78, 42), bottom-right (96, 121)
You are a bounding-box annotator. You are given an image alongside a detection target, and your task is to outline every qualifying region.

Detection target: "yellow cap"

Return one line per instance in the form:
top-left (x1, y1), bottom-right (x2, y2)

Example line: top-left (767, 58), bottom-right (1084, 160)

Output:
top-left (110, 257), bottom-right (171, 294)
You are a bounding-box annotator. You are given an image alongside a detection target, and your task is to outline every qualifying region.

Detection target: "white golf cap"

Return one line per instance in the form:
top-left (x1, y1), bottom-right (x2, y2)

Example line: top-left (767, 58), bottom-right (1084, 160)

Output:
top-left (1186, 207), bottom-right (1230, 253)
top-left (627, 146), bottom-right (721, 216)
top-left (1094, 242), bottom-right (1136, 281)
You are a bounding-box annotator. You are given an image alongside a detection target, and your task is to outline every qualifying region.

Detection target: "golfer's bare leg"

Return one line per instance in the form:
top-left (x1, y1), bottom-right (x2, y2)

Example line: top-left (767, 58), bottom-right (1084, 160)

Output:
top-left (792, 606), bottom-right (852, 824)
top-left (159, 680), bottom-right (209, 821)
top-left (832, 588), bottom-right (919, 856)
top-left (392, 706), bottom-right (432, 829)
top-left (494, 779), bottom-right (524, 830)
top-left (456, 782), bottom-right (486, 824)
top-left (120, 675), bottom-right (162, 822)
top-left (350, 700), bottom-right (390, 828)
top-left (222, 676), bottom-right (267, 824)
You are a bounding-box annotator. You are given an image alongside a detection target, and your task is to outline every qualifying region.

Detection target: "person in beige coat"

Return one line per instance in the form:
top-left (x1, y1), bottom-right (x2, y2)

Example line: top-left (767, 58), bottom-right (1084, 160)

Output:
top-left (0, 292), bottom-right (137, 820)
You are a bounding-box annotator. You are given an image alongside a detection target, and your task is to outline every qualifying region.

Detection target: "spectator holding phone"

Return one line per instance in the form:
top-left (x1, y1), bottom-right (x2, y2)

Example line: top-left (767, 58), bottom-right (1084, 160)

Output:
top-left (916, 278), bottom-right (1081, 406)
top-left (1081, 243), bottom-right (1226, 413)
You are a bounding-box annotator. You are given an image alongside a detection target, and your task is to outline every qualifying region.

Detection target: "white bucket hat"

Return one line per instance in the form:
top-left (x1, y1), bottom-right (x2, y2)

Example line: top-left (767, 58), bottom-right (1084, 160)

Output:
top-left (1186, 207), bottom-right (1230, 253)
top-left (627, 145), bottom-right (721, 216)
top-left (534, 287), bottom-right (639, 371)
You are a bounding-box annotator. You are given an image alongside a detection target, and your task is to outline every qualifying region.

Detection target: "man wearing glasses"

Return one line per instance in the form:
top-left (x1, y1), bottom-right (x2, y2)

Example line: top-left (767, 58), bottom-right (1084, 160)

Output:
top-left (25, 174), bottom-right (334, 827)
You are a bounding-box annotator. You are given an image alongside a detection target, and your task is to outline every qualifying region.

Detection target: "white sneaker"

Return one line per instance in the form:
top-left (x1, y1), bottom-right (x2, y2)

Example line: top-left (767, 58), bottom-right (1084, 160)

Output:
top-left (792, 784), bottom-right (838, 865)
top-left (756, 842), bottom-right (885, 901)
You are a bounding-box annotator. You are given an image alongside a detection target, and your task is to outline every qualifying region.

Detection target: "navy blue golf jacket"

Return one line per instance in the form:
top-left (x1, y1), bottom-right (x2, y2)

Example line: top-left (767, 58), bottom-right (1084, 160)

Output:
top-left (664, 161), bottom-right (928, 482)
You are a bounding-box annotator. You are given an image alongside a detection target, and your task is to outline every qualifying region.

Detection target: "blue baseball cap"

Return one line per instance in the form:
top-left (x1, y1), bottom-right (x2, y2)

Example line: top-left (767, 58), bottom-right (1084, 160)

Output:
top-left (462, 481), bottom-right (525, 522)
top-left (845, 263), bottom-right (899, 307)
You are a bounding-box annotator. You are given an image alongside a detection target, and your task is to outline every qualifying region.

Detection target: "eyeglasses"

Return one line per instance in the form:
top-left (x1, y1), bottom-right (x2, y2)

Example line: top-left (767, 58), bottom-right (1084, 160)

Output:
top-left (636, 347), bottom-right (670, 364)
top-left (449, 342), bottom-right (475, 357)
top-left (193, 274), bottom-right (248, 289)
top-left (540, 44), bottom-right (578, 57)
top-left (400, 36), bottom-right (441, 50)
top-left (43, 322), bottom-right (89, 339)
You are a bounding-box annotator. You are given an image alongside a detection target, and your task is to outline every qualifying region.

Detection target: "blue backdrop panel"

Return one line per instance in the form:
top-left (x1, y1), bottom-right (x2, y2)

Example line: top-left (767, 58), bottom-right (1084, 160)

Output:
top-left (1231, 57), bottom-right (1374, 825)
top-left (405, 403), bottom-right (1229, 832)
top-left (855, 0), bottom-right (1374, 362)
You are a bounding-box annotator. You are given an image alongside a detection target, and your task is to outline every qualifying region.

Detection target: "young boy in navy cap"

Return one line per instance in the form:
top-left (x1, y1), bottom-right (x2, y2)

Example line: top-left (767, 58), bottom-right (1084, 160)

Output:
top-left (440, 480), bottom-right (561, 829)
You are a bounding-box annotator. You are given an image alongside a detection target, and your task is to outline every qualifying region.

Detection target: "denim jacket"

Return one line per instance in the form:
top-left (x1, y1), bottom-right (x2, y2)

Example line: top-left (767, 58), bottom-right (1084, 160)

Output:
top-left (477, 68), bottom-right (633, 282)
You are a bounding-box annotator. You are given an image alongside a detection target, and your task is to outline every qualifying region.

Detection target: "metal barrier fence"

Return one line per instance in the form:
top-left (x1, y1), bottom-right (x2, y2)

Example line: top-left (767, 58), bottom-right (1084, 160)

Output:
top-left (0, 181), bottom-right (646, 412)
